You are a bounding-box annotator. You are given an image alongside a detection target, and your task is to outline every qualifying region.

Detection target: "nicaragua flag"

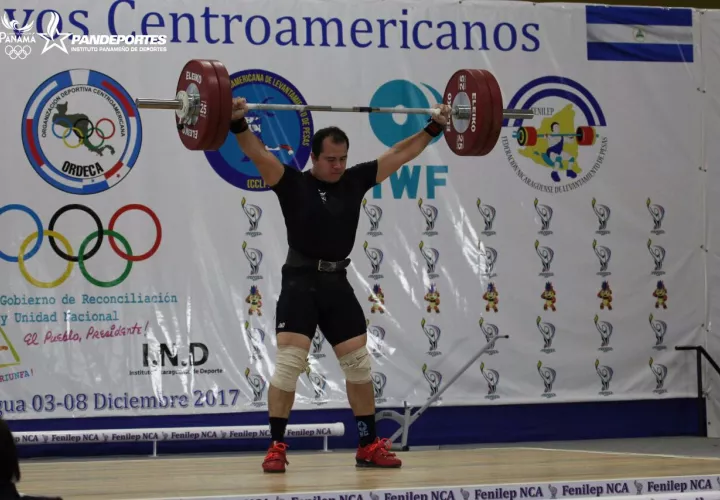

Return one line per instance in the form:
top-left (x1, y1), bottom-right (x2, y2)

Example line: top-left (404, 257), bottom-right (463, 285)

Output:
top-left (586, 5), bottom-right (694, 63)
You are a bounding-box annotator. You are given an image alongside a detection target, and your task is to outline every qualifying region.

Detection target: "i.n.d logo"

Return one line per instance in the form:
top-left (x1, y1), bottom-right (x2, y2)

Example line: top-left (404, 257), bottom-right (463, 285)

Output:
top-left (22, 69), bottom-right (142, 194)
top-left (204, 69), bottom-right (313, 191)
top-left (501, 76), bottom-right (608, 194)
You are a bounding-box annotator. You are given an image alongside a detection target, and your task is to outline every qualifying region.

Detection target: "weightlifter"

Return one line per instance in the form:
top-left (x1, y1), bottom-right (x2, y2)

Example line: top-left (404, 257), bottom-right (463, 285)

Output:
top-left (230, 97), bottom-right (451, 472)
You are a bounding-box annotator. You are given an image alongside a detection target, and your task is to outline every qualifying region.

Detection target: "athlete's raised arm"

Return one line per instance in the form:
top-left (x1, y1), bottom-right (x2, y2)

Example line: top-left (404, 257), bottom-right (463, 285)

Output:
top-left (230, 97), bottom-right (285, 187)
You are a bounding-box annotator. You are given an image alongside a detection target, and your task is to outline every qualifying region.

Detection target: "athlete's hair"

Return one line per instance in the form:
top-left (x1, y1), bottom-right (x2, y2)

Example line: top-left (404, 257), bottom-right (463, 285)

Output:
top-left (311, 126), bottom-right (349, 157)
top-left (0, 418), bottom-right (20, 483)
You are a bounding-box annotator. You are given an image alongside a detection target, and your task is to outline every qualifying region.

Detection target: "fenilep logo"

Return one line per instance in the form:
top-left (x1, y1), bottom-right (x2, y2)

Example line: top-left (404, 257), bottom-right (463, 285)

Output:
top-left (372, 372), bottom-right (387, 404)
top-left (204, 69), bottom-right (313, 192)
top-left (368, 80), bottom-right (443, 148)
top-left (22, 69), bottom-right (142, 194)
top-left (479, 362), bottom-right (500, 400)
top-left (362, 199), bottom-right (383, 236)
top-left (501, 76), bottom-right (608, 194)
top-left (419, 241), bottom-right (439, 279)
top-left (648, 240), bottom-right (666, 276)
top-left (477, 199), bottom-right (497, 236)
top-left (310, 327), bottom-right (326, 359)
top-left (366, 319), bottom-right (388, 358)
top-left (591, 198), bottom-right (611, 235)
top-left (244, 321), bottom-right (266, 361)
top-left (479, 244), bottom-right (497, 278)
top-left (305, 366), bottom-right (328, 404)
top-left (535, 240), bottom-right (554, 277)
top-left (595, 359), bottom-right (613, 396)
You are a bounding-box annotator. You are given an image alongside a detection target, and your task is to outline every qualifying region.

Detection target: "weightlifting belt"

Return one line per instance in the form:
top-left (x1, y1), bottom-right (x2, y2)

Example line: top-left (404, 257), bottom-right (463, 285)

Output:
top-left (285, 248), bottom-right (350, 272)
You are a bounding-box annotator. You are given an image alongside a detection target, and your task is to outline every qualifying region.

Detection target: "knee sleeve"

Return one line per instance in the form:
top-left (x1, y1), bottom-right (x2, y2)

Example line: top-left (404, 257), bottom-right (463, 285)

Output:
top-left (271, 345), bottom-right (309, 392)
top-left (338, 346), bottom-right (372, 384)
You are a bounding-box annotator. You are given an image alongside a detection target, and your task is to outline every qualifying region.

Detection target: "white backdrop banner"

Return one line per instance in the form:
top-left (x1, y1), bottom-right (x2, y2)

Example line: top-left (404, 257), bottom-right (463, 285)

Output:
top-left (0, 0), bottom-right (710, 419)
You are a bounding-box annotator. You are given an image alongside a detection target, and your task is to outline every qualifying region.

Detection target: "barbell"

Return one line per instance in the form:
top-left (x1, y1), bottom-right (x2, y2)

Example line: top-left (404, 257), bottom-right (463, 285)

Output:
top-left (134, 59), bottom-right (534, 156)
top-left (513, 125), bottom-right (598, 147)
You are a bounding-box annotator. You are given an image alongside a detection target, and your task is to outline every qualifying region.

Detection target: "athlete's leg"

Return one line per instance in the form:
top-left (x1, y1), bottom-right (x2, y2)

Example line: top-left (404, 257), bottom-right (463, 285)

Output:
top-left (317, 274), bottom-right (401, 468)
top-left (263, 272), bottom-right (317, 473)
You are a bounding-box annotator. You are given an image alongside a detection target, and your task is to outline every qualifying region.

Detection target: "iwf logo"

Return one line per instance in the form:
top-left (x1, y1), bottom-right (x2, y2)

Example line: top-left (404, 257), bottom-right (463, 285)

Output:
top-left (363, 241), bottom-right (384, 279)
top-left (535, 240), bottom-right (554, 277)
top-left (477, 199), bottom-right (497, 236)
top-left (594, 314), bottom-right (613, 352)
top-left (649, 314), bottom-right (667, 350)
top-left (595, 359), bottom-right (613, 396)
top-left (241, 198), bottom-right (262, 237)
top-left (479, 362), bottom-right (500, 400)
top-left (243, 367), bottom-right (267, 407)
top-left (242, 241), bottom-right (263, 281)
top-left (479, 244), bottom-right (497, 279)
top-left (592, 239), bottom-right (612, 277)
top-left (418, 199), bottom-right (438, 236)
top-left (372, 372), bottom-right (387, 404)
top-left (478, 318), bottom-right (500, 355)
top-left (536, 316), bottom-right (556, 353)
top-left (310, 327), bottom-right (326, 359)
top-left (305, 366), bottom-right (328, 404)
top-left (647, 198), bottom-right (665, 235)
top-left (591, 198), bottom-right (611, 235)
top-left (362, 199), bottom-right (383, 236)
top-left (422, 364), bottom-right (442, 400)
top-left (419, 241), bottom-right (440, 279)
top-left (649, 357), bottom-right (668, 394)
top-left (534, 199), bottom-right (553, 235)
top-left (537, 361), bottom-right (557, 398)
top-left (420, 318), bottom-right (442, 357)
top-left (647, 239), bottom-right (666, 276)
top-left (244, 321), bottom-right (266, 361)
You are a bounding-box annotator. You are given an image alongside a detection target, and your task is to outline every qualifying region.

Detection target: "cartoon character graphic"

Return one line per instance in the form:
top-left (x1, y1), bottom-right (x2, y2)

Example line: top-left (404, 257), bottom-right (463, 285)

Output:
top-left (483, 283), bottom-right (499, 313)
top-left (541, 282), bottom-right (556, 311)
top-left (369, 283), bottom-right (385, 314)
top-left (245, 285), bottom-right (263, 316)
top-left (424, 284), bottom-right (440, 313)
top-left (653, 281), bottom-right (668, 309)
top-left (597, 281), bottom-right (613, 310)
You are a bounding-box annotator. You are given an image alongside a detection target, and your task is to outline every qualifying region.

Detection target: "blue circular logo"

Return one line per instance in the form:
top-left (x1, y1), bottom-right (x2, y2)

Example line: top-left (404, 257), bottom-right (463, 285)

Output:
top-left (204, 69), bottom-right (314, 192)
top-left (21, 69), bottom-right (143, 195)
top-left (368, 80), bottom-right (443, 148)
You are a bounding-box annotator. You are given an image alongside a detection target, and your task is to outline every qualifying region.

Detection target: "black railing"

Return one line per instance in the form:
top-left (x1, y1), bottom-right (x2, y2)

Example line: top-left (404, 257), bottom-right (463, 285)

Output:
top-left (675, 345), bottom-right (720, 436)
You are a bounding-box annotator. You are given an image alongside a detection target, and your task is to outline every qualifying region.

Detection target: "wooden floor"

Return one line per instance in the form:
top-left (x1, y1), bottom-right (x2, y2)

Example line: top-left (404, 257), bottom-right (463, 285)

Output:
top-left (16, 447), bottom-right (720, 500)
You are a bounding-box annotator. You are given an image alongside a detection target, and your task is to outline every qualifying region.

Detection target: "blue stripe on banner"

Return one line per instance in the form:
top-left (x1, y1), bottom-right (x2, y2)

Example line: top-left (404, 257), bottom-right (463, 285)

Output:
top-left (586, 5), bottom-right (693, 27)
top-left (587, 42), bottom-right (694, 63)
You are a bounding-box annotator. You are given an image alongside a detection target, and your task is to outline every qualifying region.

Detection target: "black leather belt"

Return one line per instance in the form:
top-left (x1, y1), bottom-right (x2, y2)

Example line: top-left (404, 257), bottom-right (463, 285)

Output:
top-left (285, 248), bottom-right (350, 272)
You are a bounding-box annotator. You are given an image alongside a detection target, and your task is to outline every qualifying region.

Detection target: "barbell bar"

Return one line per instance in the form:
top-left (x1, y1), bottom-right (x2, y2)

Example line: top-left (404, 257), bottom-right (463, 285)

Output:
top-left (132, 59), bottom-right (535, 155)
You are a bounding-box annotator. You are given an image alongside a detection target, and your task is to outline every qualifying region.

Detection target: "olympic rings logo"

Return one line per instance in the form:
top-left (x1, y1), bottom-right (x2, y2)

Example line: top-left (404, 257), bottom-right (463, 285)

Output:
top-left (5, 45), bottom-right (31, 60)
top-left (0, 204), bottom-right (162, 288)
top-left (52, 117), bottom-right (116, 150)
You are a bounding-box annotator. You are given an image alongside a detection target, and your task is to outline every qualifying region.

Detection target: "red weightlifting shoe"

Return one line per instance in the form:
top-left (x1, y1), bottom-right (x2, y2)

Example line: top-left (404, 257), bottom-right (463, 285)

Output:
top-left (355, 437), bottom-right (402, 468)
top-left (262, 441), bottom-right (289, 473)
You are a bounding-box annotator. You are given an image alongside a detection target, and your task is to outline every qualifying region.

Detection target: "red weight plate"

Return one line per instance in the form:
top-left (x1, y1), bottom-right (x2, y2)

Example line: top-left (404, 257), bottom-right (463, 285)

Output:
top-left (477, 70), bottom-right (504, 156)
top-left (443, 69), bottom-right (492, 156)
top-left (576, 126), bottom-right (596, 146)
top-left (207, 60), bottom-right (233, 151)
top-left (176, 59), bottom-right (221, 151)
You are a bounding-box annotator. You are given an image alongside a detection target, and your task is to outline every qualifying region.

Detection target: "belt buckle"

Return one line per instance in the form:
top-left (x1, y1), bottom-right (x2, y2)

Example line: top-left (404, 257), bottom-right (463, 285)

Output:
top-left (317, 260), bottom-right (336, 272)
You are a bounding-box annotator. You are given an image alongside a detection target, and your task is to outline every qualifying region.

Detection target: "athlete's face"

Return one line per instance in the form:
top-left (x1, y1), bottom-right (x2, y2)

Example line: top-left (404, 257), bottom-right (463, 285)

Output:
top-left (312, 138), bottom-right (348, 183)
